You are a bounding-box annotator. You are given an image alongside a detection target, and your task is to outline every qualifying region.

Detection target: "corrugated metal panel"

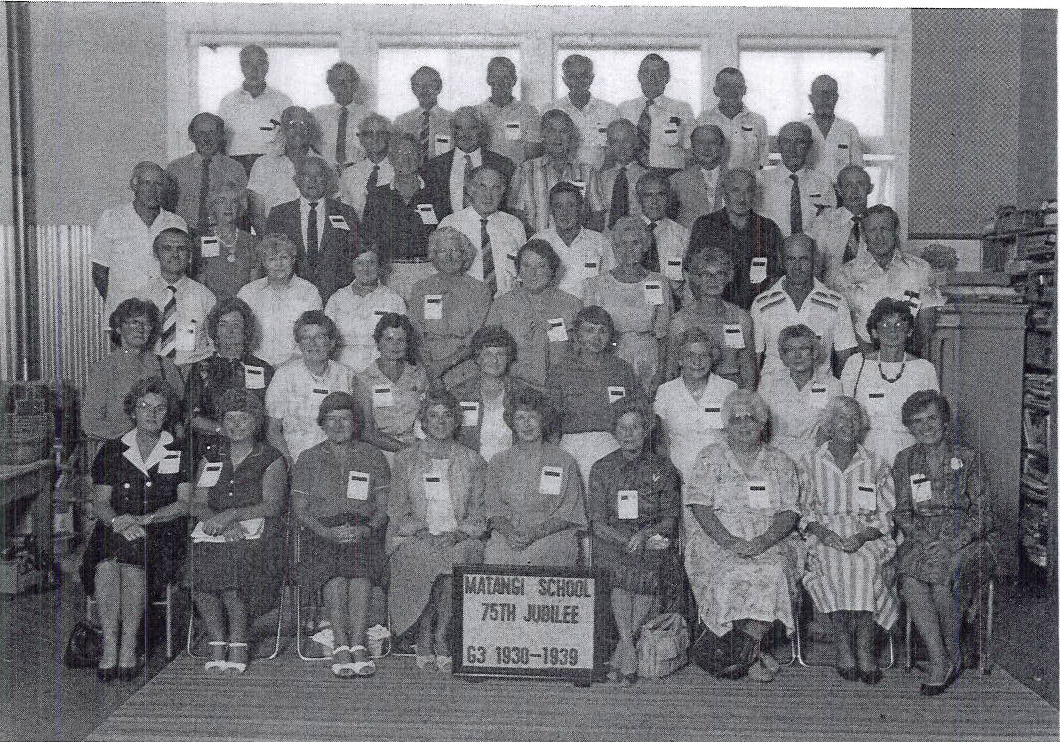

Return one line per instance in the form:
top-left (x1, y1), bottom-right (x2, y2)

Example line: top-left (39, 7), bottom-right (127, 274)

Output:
top-left (0, 224), bottom-right (21, 380)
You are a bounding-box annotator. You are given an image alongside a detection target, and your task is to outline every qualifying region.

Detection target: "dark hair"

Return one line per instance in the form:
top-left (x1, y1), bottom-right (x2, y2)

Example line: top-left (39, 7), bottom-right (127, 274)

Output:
top-left (865, 297), bottom-right (914, 349)
top-left (216, 388), bottom-right (266, 431)
top-left (901, 389), bottom-right (952, 428)
top-left (187, 112), bottom-right (224, 138)
top-left (417, 389), bottom-right (461, 433)
top-left (610, 397), bottom-right (656, 439)
top-left (122, 376), bottom-right (180, 424)
top-left (205, 296), bottom-right (257, 350)
top-left (316, 391), bottom-right (363, 433)
top-left (109, 298), bottom-right (162, 349)
top-left (549, 181), bottom-right (584, 209)
top-left (777, 323), bottom-right (819, 354)
top-left (572, 305), bottom-right (618, 348)
top-left (469, 326), bottom-right (518, 370)
top-left (504, 386), bottom-right (561, 442)
top-left (372, 312), bottom-right (418, 364)
top-left (326, 61), bottom-right (359, 85)
top-left (293, 310), bottom-right (337, 345)
top-left (675, 326), bottom-right (723, 364)
top-left (639, 53), bottom-right (670, 77)
top-left (864, 203), bottom-right (900, 231)
top-left (152, 227), bottom-right (192, 258)
top-left (514, 239), bottom-right (562, 277)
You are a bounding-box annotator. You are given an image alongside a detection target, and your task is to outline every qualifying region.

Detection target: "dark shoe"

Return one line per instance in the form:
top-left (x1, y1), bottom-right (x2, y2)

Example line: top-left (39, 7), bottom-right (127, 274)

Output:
top-left (117, 661), bottom-right (144, 683)
top-left (920, 665), bottom-right (957, 696)
top-left (97, 666), bottom-right (117, 683)
top-left (836, 665), bottom-right (860, 682)
top-left (860, 667), bottom-right (884, 685)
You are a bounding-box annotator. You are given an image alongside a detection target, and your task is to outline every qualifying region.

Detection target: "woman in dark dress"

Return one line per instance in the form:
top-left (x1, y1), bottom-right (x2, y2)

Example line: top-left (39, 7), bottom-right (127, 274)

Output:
top-left (292, 392), bottom-right (390, 678)
top-left (82, 377), bottom-right (191, 682)
top-left (190, 390), bottom-right (287, 673)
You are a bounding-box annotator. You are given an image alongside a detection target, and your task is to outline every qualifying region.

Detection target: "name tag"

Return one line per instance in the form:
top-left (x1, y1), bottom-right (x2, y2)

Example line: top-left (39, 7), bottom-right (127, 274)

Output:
top-left (746, 480), bottom-right (771, 509)
top-left (539, 465), bottom-right (564, 496)
top-left (569, 180), bottom-right (586, 196)
top-left (346, 471), bottom-right (370, 500)
top-left (177, 320), bottom-right (198, 353)
top-left (838, 143), bottom-right (849, 150)
top-left (702, 405), bottom-right (723, 428)
top-left (867, 392), bottom-right (885, 404)
top-left (910, 474), bottom-right (932, 503)
top-left (854, 482), bottom-right (877, 512)
top-left (607, 386), bottom-right (626, 403)
top-left (158, 450), bottom-right (182, 475)
top-left (328, 215), bottom-right (350, 231)
top-left (750, 257), bottom-right (768, 285)
top-left (197, 461), bottom-right (224, 488)
top-left (662, 118), bottom-right (680, 147)
top-left (546, 318), bottom-right (568, 343)
top-left (593, 125), bottom-right (608, 147)
top-left (416, 203), bottom-right (439, 225)
top-left (643, 281), bottom-right (665, 306)
top-left (312, 387), bottom-right (329, 398)
top-left (200, 235), bottom-right (220, 258)
top-left (434, 134), bottom-right (452, 156)
top-left (723, 324), bottom-right (745, 349)
top-left (583, 259), bottom-right (599, 277)
top-left (372, 385), bottom-right (395, 408)
top-left (244, 365), bottom-right (265, 389)
top-left (616, 489), bottom-right (639, 520)
top-left (740, 125), bottom-right (756, 134)
top-left (904, 289), bottom-right (922, 315)
top-left (810, 385), bottom-right (827, 394)
top-left (459, 401), bottom-right (480, 428)
top-left (423, 473), bottom-right (450, 502)
top-left (424, 294), bottom-right (443, 320)
top-left (664, 259), bottom-right (683, 282)
top-left (504, 121), bottom-right (522, 141)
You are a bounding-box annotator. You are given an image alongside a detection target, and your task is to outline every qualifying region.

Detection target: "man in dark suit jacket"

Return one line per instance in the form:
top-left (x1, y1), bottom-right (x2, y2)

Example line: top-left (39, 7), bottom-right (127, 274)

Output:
top-left (264, 155), bottom-right (359, 303)
top-left (422, 105), bottom-right (515, 222)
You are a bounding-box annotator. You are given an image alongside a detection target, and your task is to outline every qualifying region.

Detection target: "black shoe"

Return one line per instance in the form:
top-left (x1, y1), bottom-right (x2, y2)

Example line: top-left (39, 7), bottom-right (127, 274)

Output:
top-left (97, 666), bottom-right (117, 683)
top-left (920, 665), bottom-right (957, 696)
top-left (860, 667), bottom-right (884, 685)
top-left (117, 662), bottom-right (144, 683)
top-left (837, 665), bottom-right (860, 682)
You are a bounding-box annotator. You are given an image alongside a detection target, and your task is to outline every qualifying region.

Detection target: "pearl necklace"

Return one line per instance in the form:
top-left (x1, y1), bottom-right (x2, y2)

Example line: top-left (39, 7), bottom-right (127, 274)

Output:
top-left (878, 353), bottom-right (907, 383)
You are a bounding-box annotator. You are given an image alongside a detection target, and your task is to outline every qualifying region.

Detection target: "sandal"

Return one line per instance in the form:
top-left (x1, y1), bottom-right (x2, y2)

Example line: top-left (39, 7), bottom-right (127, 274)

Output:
top-left (435, 655), bottom-right (453, 673)
top-left (331, 645), bottom-right (354, 678)
top-left (225, 642), bottom-right (248, 674)
top-left (204, 641), bottom-right (228, 672)
top-left (349, 645), bottom-right (377, 677)
top-left (415, 653), bottom-right (436, 670)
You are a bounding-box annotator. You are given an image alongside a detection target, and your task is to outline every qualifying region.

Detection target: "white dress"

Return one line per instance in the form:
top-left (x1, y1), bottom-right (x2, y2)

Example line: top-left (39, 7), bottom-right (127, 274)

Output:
top-left (653, 375), bottom-right (737, 490)
top-left (759, 367), bottom-right (843, 464)
top-left (324, 284), bottom-right (407, 372)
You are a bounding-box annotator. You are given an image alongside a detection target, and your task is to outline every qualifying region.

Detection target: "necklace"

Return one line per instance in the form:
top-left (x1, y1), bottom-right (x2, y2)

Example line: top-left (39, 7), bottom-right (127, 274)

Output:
top-left (878, 353), bottom-right (906, 383)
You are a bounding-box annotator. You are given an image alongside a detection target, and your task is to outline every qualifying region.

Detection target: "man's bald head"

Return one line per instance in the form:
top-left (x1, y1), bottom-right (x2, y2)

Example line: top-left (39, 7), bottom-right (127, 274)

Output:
top-left (239, 45), bottom-right (268, 86)
top-left (809, 75), bottom-right (839, 118)
top-left (777, 122), bottom-right (813, 172)
top-left (721, 168), bottom-right (756, 216)
top-left (782, 232), bottom-right (817, 286)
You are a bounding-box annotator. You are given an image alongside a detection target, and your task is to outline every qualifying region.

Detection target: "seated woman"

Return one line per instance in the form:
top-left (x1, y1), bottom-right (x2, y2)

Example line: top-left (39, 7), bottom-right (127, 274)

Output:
top-left (840, 297), bottom-right (938, 465)
top-left (589, 399), bottom-right (680, 686)
top-left (684, 390), bottom-right (801, 683)
top-left (484, 387), bottom-right (587, 566)
top-left (548, 306), bottom-right (638, 482)
top-left (292, 392), bottom-right (390, 678)
top-left (193, 187), bottom-right (261, 301)
top-left (81, 377), bottom-right (191, 682)
top-left (186, 296), bottom-right (274, 459)
top-left (190, 389), bottom-right (286, 673)
top-left (799, 396), bottom-right (898, 684)
top-left (388, 391), bottom-right (487, 672)
top-left (759, 323), bottom-right (842, 463)
top-left (653, 326), bottom-right (737, 484)
top-left (892, 390), bottom-right (996, 696)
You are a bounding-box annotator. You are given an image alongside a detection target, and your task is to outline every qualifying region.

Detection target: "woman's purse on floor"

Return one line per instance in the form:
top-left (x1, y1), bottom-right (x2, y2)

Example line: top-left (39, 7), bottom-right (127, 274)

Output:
top-left (636, 612), bottom-right (689, 679)
top-left (689, 623), bottom-right (757, 680)
top-left (63, 618), bottom-right (103, 669)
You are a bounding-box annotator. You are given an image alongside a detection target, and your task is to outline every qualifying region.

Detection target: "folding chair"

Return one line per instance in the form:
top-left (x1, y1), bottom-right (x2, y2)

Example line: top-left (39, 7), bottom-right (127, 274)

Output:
top-left (905, 576), bottom-right (994, 676)
top-left (793, 588), bottom-right (895, 669)
top-left (86, 581), bottom-right (175, 660)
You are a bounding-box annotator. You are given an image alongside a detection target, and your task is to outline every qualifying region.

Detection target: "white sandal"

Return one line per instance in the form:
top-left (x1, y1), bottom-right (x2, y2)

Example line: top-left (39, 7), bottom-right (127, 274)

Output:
top-left (415, 653), bottom-right (436, 670)
top-left (225, 642), bottom-right (248, 673)
top-left (349, 645), bottom-right (376, 677)
top-left (204, 641), bottom-right (228, 672)
top-left (331, 645), bottom-right (354, 678)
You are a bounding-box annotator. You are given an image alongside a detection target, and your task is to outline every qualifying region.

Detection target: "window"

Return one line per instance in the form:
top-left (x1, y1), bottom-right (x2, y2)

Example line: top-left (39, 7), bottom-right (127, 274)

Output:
top-left (375, 47), bottom-right (522, 120)
top-left (553, 48), bottom-right (701, 114)
top-left (197, 45), bottom-right (342, 113)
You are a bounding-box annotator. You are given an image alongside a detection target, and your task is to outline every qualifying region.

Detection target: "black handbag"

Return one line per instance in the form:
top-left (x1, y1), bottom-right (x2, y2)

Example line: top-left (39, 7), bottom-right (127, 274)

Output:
top-left (689, 624), bottom-right (757, 680)
top-left (63, 619), bottom-right (103, 669)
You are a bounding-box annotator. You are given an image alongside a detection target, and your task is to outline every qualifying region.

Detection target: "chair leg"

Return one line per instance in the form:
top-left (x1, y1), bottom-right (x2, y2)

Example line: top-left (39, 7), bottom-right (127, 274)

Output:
top-left (904, 609), bottom-right (914, 673)
top-left (164, 583), bottom-right (174, 660)
top-left (982, 579), bottom-right (994, 676)
top-left (296, 585), bottom-right (329, 662)
top-left (882, 630), bottom-right (895, 670)
top-left (262, 584), bottom-right (285, 661)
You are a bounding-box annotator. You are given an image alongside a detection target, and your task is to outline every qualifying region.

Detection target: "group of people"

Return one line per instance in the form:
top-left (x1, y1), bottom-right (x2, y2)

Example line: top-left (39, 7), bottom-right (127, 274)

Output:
top-left (79, 46), bottom-right (993, 695)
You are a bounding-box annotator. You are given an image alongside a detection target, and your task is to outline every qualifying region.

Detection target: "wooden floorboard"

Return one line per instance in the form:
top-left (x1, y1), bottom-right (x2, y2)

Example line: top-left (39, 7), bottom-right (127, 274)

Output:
top-left (87, 654), bottom-right (1059, 742)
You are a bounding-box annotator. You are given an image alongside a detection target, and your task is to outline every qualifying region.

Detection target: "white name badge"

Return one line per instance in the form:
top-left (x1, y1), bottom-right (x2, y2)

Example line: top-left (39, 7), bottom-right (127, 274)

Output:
top-left (643, 281), bottom-right (665, 306)
top-left (810, 384), bottom-right (828, 395)
top-left (616, 489), bottom-right (639, 520)
top-left (328, 215), bottom-right (350, 231)
top-left (593, 125), bottom-right (608, 147)
top-left (662, 123), bottom-right (680, 147)
top-left (583, 260), bottom-right (600, 277)
top-left (910, 474), bottom-right (933, 503)
top-left (539, 466), bottom-right (564, 496)
top-left (197, 461), bottom-right (224, 488)
top-left (607, 386), bottom-right (626, 403)
top-left (904, 289), bottom-right (923, 315)
top-left (702, 405), bottom-right (723, 429)
top-left (158, 451), bottom-right (182, 475)
top-left (570, 180), bottom-right (586, 196)
top-left (746, 480), bottom-right (770, 509)
top-left (312, 387), bottom-right (329, 399)
top-left (867, 392), bottom-right (885, 407)
top-left (244, 365), bottom-right (265, 389)
top-left (346, 471), bottom-right (370, 500)
top-left (722, 324), bottom-right (745, 349)
top-left (459, 401), bottom-right (480, 428)
top-left (200, 235), bottom-right (220, 258)
top-left (434, 134), bottom-right (452, 156)
top-left (416, 203), bottom-right (439, 225)
top-left (504, 121), bottom-right (522, 141)
top-left (372, 385), bottom-right (395, 408)
top-left (423, 473), bottom-right (450, 502)
top-left (664, 259), bottom-right (683, 282)
top-left (177, 321), bottom-right (197, 353)
top-left (424, 295), bottom-right (443, 320)
top-left (854, 482), bottom-right (877, 512)
top-left (750, 257), bottom-right (768, 285)
top-left (546, 318), bottom-right (568, 343)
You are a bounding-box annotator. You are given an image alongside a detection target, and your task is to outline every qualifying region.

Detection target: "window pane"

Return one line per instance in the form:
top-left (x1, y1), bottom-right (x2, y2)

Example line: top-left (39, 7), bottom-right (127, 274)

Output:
top-left (376, 47), bottom-right (521, 120)
top-left (738, 50), bottom-right (886, 137)
top-left (554, 49), bottom-right (701, 115)
top-left (198, 46), bottom-right (341, 113)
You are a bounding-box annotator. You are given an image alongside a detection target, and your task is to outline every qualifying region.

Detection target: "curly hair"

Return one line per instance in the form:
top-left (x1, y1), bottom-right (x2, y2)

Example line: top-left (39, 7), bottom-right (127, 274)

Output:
top-left (108, 298), bottom-right (162, 349)
top-left (504, 386), bottom-right (561, 442)
top-left (469, 326), bottom-right (519, 370)
top-left (122, 376), bottom-right (181, 425)
top-left (205, 296), bottom-right (257, 350)
top-left (372, 312), bottom-right (419, 364)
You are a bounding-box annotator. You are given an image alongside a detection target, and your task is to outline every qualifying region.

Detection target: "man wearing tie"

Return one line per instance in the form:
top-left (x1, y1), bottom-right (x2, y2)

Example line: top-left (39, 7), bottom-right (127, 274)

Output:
top-left (756, 121), bottom-right (836, 238)
top-left (631, 172), bottom-right (689, 301)
top-left (217, 45), bottom-right (292, 176)
top-left (550, 54), bottom-right (618, 169)
top-left (809, 165), bottom-right (875, 282)
top-left (394, 66), bottom-right (453, 166)
top-left (597, 119), bottom-right (646, 229)
top-left (265, 156), bottom-right (360, 303)
top-left (804, 75), bottom-right (865, 183)
top-left (312, 62), bottom-right (368, 173)
top-left (338, 114), bottom-right (394, 219)
top-left (668, 124), bottom-right (728, 229)
top-left (422, 106), bottom-right (515, 223)
top-left (617, 54), bottom-right (694, 173)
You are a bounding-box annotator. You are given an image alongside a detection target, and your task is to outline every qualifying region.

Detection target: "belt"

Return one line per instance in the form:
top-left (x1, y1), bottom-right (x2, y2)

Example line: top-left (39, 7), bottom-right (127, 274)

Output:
top-left (389, 257), bottom-right (433, 264)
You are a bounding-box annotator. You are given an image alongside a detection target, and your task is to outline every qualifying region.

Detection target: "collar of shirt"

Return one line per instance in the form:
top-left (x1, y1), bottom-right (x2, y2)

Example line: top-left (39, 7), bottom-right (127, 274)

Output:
top-left (120, 428), bottom-right (177, 475)
top-left (157, 274), bottom-right (189, 292)
top-left (455, 148), bottom-right (482, 165)
top-left (820, 440), bottom-right (870, 469)
top-left (706, 104), bottom-right (746, 121)
top-left (299, 196), bottom-right (325, 215)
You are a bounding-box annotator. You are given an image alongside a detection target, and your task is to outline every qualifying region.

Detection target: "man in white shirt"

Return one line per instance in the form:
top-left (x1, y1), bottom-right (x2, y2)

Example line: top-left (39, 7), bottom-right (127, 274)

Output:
top-left (550, 54), bottom-right (618, 169)
top-left (476, 56), bottom-right (541, 167)
top-left (394, 66), bottom-right (454, 167)
top-left (633, 172), bottom-right (689, 299)
top-left (247, 106), bottom-right (321, 232)
top-left (598, 119), bottom-right (646, 229)
top-left (804, 75), bottom-right (865, 182)
top-left (533, 181), bottom-right (610, 300)
top-left (338, 114), bottom-right (394, 218)
top-left (809, 165), bottom-right (875, 282)
top-left (437, 165), bottom-right (527, 297)
top-left (669, 124), bottom-right (728, 229)
top-left (164, 112), bottom-right (248, 235)
top-left (617, 54), bottom-right (694, 172)
top-left (757, 121), bottom-right (836, 237)
top-left (312, 61), bottom-right (369, 173)
top-left (216, 45), bottom-right (293, 175)
top-left (137, 228), bottom-right (216, 369)
top-left (699, 67), bottom-right (769, 172)
top-left (92, 162), bottom-right (188, 323)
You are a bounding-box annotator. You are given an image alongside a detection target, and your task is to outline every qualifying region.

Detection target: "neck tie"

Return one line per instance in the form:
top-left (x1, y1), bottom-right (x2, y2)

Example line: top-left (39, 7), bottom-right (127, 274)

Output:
top-left (367, 164), bottom-right (380, 195)
top-left (644, 221), bottom-right (660, 272)
top-left (419, 109), bottom-right (432, 164)
top-left (609, 166), bottom-right (629, 229)
top-left (160, 285), bottom-right (177, 358)
top-left (789, 173), bottom-right (803, 234)
top-left (844, 215), bottom-right (862, 263)
top-left (462, 154), bottom-right (474, 208)
top-left (637, 100), bottom-right (653, 166)
top-left (480, 217), bottom-right (496, 295)
top-left (336, 106), bottom-right (348, 167)
top-left (307, 201), bottom-right (319, 263)
top-left (197, 156), bottom-right (211, 231)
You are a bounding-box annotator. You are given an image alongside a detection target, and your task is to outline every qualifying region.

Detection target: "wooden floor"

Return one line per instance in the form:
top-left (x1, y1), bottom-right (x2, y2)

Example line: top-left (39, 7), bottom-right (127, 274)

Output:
top-left (87, 653), bottom-right (1058, 742)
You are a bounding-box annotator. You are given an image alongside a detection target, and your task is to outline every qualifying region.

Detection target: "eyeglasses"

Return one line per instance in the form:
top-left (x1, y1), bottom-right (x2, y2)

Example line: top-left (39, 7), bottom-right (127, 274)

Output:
top-left (121, 319), bottom-right (151, 329)
top-left (298, 333), bottom-right (333, 345)
top-left (877, 319), bottom-right (910, 330)
top-left (136, 402), bottom-right (168, 414)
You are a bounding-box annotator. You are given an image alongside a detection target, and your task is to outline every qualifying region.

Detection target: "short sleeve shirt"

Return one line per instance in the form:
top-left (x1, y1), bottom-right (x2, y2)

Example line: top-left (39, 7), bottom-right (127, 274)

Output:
top-left (265, 358), bottom-right (359, 462)
top-left (217, 85), bottom-right (293, 157)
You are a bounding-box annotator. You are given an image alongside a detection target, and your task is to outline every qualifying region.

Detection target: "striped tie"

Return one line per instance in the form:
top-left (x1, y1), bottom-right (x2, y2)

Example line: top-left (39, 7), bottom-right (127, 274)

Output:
top-left (637, 100), bottom-right (653, 166)
top-left (160, 285), bottom-right (177, 358)
top-left (480, 217), bottom-right (496, 295)
top-left (419, 109), bottom-right (431, 164)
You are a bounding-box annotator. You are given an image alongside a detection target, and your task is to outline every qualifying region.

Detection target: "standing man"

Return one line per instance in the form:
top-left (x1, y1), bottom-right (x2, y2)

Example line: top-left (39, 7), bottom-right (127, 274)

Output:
top-left (217, 45), bottom-right (293, 175)
top-left (394, 66), bottom-right (453, 167)
top-left (312, 62), bottom-right (369, 173)
top-left (476, 56), bottom-right (540, 167)
top-left (804, 75), bottom-right (865, 183)
top-left (809, 165), bottom-right (875, 281)
top-left (617, 53), bottom-right (694, 173)
top-left (699, 67), bottom-right (769, 172)
top-left (668, 124), bottom-right (728, 229)
top-left (757, 121), bottom-right (835, 238)
top-left (164, 112), bottom-right (247, 236)
top-left (550, 54), bottom-right (618, 169)
top-left (597, 119), bottom-right (646, 229)
top-left (533, 181), bottom-right (610, 300)
top-left (92, 162), bottom-right (188, 322)
top-left (338, 114), bottom-right (394, 218)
